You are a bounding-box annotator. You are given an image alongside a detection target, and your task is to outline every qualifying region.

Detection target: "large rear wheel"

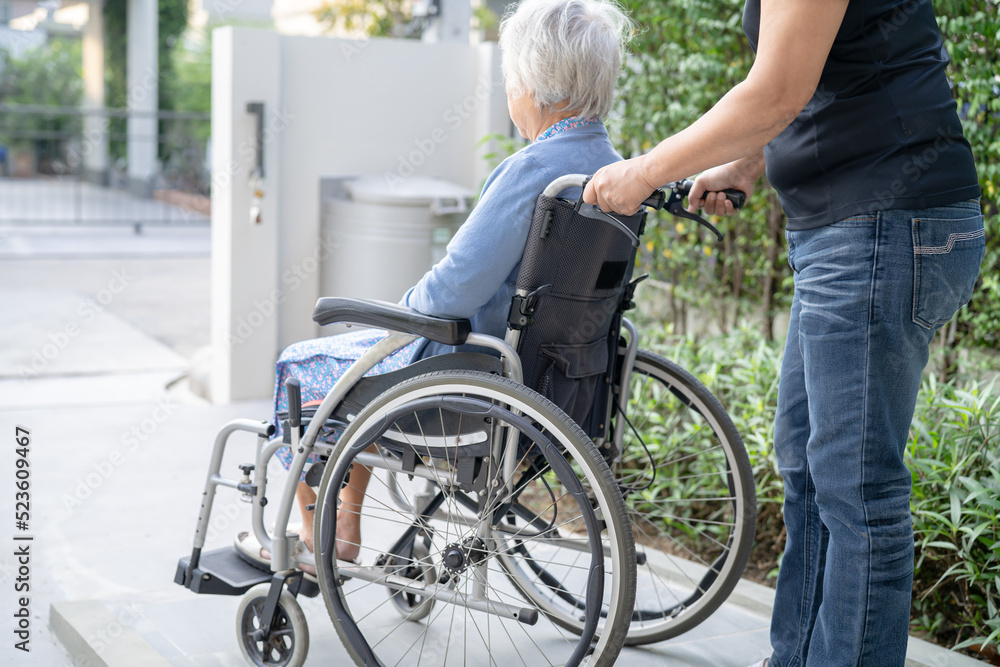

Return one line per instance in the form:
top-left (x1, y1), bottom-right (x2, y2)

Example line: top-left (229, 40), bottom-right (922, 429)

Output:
top-left (314, 370), bottom-right (636, 666)
top-left (613, 349), bottom-right (756, 645)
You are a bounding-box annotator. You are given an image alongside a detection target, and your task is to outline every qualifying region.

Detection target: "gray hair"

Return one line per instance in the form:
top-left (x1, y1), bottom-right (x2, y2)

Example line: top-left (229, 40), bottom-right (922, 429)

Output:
top-left (499, 0), bottom-right (635, 119)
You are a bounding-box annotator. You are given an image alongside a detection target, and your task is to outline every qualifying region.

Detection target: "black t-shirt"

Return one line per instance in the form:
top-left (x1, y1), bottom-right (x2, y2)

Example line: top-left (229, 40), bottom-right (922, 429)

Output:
top-left (743, 0), bottom-right (980, 229)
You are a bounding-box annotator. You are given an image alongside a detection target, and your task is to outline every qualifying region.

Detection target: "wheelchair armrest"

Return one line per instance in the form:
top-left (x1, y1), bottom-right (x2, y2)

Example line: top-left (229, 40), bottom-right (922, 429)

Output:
top-left (312, 297), bottom-right (472, 346)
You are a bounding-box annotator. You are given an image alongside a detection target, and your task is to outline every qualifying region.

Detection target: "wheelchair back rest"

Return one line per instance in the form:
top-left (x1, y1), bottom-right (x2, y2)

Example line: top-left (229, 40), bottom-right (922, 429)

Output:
top-left (513, 192), bottom-right (646, 438)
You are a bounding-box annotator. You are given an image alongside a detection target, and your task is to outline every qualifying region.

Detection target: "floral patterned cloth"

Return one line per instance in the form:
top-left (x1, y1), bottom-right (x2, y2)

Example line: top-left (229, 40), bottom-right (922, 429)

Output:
top-left (272, 329), bottom-right (423, 478)
top-left (534, 116), bottom-right (603, 142)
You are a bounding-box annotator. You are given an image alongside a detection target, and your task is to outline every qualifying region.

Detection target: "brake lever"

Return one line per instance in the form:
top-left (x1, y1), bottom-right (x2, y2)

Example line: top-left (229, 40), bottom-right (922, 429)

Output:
top-left (574, 175), bottom-right (592, 212)
top-left (667, 200), bottom-right (724, 242)
top-left (577, 176), bottom-right (725, 242)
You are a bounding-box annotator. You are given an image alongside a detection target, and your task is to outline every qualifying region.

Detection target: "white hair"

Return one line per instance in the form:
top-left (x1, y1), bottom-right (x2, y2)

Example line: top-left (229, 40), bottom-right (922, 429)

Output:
top-left (499, 0), bottom-right (635, 119)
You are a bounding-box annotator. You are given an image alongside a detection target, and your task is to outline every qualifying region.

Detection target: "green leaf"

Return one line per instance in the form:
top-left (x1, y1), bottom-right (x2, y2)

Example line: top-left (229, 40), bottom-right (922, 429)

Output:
top-left (923, 540), bottom-right (959, 551)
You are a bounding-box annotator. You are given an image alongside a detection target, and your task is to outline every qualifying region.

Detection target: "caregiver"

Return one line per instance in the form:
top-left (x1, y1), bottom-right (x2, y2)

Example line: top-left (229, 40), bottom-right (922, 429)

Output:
top-left (584, 1), bottom-right (985, 665)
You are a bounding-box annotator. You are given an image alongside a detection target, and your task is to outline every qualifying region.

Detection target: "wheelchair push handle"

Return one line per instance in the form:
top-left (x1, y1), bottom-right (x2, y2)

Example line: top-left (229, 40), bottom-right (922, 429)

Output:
top-left (545, 173), bottom-right (744, 242)
top-left (643, 180), bottom-right (746, 243)
top-left (654, 180), bottom-right (746, 211)
top-left (544, 173), bottom-right (745, 212)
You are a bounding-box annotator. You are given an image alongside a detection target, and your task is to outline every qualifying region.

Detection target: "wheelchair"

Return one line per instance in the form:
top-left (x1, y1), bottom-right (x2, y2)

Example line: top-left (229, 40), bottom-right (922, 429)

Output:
top-left (175, 174), bottom-right (757, 666)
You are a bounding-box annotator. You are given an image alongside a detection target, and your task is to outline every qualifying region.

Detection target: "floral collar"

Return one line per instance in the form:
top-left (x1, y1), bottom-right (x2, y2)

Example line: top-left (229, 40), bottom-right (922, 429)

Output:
top-left (535, 115), bottom-right (603, 142)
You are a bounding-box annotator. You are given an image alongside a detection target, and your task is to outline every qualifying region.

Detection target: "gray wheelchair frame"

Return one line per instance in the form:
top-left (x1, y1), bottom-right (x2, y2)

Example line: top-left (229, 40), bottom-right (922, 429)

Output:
top-left (175, 171), bottom-right (757, 664)
top-left (175, 174), bottom-right (647, 666)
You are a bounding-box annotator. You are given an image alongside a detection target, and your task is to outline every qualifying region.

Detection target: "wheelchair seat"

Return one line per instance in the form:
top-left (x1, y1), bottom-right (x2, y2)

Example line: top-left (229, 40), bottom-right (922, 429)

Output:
top-left (280, 351), bottom-right (503, 444)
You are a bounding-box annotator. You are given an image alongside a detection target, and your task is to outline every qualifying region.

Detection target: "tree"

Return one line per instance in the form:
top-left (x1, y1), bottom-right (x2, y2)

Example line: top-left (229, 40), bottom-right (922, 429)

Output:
top-left (614, 0), bottom-right (790, 339)
top-left (0, 39), bottom-right (83, 170)
top-left (313, 0), bottom-right (421, 38)
top-left (102, 0), bottom-right (190, 162)
top-left (102, 0), bottom-right (189, 110)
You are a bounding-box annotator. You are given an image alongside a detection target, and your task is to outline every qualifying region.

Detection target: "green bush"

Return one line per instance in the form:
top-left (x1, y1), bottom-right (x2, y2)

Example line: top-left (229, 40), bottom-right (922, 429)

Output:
top-left (638, 320), bottom-right (787, 580)
top-left (936, 0), bottom-right (1000, 353)
top-left (0, 39), bottom-right (82, 166)
top-left (0, 39), bottom-right (82, 107)
top-left (616, 3), bottom-right (1000, 651)
top-left (909, 375), bottom-right (1000, 654)
top-left (637, 322), bottom-right (1000, 657)
top-left (614, 0), bottom-right (792, 340)
top-left (615, 0), bottom-right (999, 348)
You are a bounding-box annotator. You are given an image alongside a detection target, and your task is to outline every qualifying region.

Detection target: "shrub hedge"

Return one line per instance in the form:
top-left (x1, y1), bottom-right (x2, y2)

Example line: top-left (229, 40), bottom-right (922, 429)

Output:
top-left (637, 320), bottom-right (1000, 660)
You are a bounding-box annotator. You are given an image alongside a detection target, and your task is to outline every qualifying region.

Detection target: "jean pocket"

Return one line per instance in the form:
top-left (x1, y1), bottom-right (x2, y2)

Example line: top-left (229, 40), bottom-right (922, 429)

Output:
top-left (912, 214), bottom-right (986, 329)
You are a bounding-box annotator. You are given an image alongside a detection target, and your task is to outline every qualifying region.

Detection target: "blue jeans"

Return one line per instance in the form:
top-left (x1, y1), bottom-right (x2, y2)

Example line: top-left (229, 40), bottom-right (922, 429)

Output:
top-left (769, 201), bottom-right (985, 667)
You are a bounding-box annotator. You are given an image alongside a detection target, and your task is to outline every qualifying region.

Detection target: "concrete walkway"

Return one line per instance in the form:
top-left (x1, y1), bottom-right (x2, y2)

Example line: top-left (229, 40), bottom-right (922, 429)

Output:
top-left (0, 227), bottom-right (984, 666)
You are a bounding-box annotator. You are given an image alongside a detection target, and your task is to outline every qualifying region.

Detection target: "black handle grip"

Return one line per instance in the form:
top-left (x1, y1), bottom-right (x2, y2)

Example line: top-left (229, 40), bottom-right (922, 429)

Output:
top-left (641, 190), bottom-right (666, 210)
top-left (286, 377), bottom-right (302, 429)
top-left (677, 179), bottom-right (745, 210)
top-left (720, 188), bottom-right (746, 210)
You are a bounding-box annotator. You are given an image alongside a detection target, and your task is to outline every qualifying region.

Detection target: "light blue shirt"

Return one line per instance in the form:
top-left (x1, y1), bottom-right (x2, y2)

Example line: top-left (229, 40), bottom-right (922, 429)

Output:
top-left (401, 123), bottom-right (622, 359)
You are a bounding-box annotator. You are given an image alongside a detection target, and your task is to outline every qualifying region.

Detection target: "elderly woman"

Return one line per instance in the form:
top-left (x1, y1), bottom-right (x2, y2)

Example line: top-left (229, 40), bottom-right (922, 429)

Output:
top-left (238, 0), bottom-right (635, 572)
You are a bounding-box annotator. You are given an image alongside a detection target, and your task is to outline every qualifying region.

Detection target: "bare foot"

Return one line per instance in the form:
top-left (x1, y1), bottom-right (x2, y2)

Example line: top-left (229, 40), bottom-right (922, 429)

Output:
top-left (258, 545), bottom-right (317, 576)
top-left (298, 528), bottom-right (314, 554)
top-left (335, 513), bottom-right (361, 562)
top-left (293, 518), bottom-right (360, 563)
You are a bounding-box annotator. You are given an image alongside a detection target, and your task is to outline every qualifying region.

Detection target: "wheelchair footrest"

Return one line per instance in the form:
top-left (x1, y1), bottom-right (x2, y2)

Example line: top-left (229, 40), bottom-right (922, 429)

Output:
top-left (175, 547), bottom-right (271, 595)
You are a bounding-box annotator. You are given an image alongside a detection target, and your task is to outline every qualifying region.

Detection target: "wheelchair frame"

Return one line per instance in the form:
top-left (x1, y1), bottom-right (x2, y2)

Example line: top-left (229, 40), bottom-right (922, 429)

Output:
top-left (176, 331), bottom-right (627, 665)
top-left (175, 173), bottom-right (755, 666)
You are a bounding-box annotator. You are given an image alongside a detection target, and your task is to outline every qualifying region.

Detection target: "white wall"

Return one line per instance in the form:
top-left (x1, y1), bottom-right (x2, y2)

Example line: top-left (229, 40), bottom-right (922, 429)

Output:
top-left (193, 0), bottom-right (275, 27)
top-left (211, 27), bottom-right (509, 402)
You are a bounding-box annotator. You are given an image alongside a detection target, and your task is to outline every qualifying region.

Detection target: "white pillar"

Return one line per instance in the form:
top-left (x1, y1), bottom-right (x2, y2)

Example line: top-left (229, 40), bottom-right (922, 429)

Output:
top-left (126, 0), bottom-right (159, 196)
top-left (473, 42), bottom-right (510, 187)
top-left (425, 0), bottom-right (470, 43)
top-left (81, 0), bottom-right (109, 184)
top-left (210, 27), bottom-right (281, 403)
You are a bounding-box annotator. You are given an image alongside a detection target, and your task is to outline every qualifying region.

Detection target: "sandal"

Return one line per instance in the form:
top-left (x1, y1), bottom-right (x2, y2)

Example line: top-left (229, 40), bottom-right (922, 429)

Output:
top-left (234, 530), bottom-right (319, 580)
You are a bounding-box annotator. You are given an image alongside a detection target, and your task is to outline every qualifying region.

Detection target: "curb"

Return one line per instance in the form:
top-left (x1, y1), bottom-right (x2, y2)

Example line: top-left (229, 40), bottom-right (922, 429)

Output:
top-left (49, 600), bottom-right (171, 667)
top-left (48, 581), bottom-right (988, 666)
top-left (725, 577), bottom-right (988, 667)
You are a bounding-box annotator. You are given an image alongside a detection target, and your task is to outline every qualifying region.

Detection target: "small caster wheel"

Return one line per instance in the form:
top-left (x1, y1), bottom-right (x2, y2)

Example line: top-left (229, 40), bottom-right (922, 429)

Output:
top-left (236, 583), bottom-right (309, 666)
top-left (388, 540), bottom-right (437, 621)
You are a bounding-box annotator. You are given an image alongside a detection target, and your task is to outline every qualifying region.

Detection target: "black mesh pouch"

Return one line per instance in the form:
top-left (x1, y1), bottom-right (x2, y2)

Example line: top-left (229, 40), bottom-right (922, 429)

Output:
top-left (514, 194), bottom-right (645, 438)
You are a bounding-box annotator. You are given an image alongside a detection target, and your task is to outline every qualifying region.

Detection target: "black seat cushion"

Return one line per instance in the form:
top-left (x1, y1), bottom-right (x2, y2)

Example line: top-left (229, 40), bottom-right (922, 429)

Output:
top-left (332, 352), bottom-right (502, 423)
top-left (280, 352), bottom-right (503, 442)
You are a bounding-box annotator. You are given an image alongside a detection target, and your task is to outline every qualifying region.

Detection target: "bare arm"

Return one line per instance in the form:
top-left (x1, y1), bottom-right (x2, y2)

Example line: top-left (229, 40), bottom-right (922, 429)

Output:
top-left (584, 0), bottom-right (849, 214)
